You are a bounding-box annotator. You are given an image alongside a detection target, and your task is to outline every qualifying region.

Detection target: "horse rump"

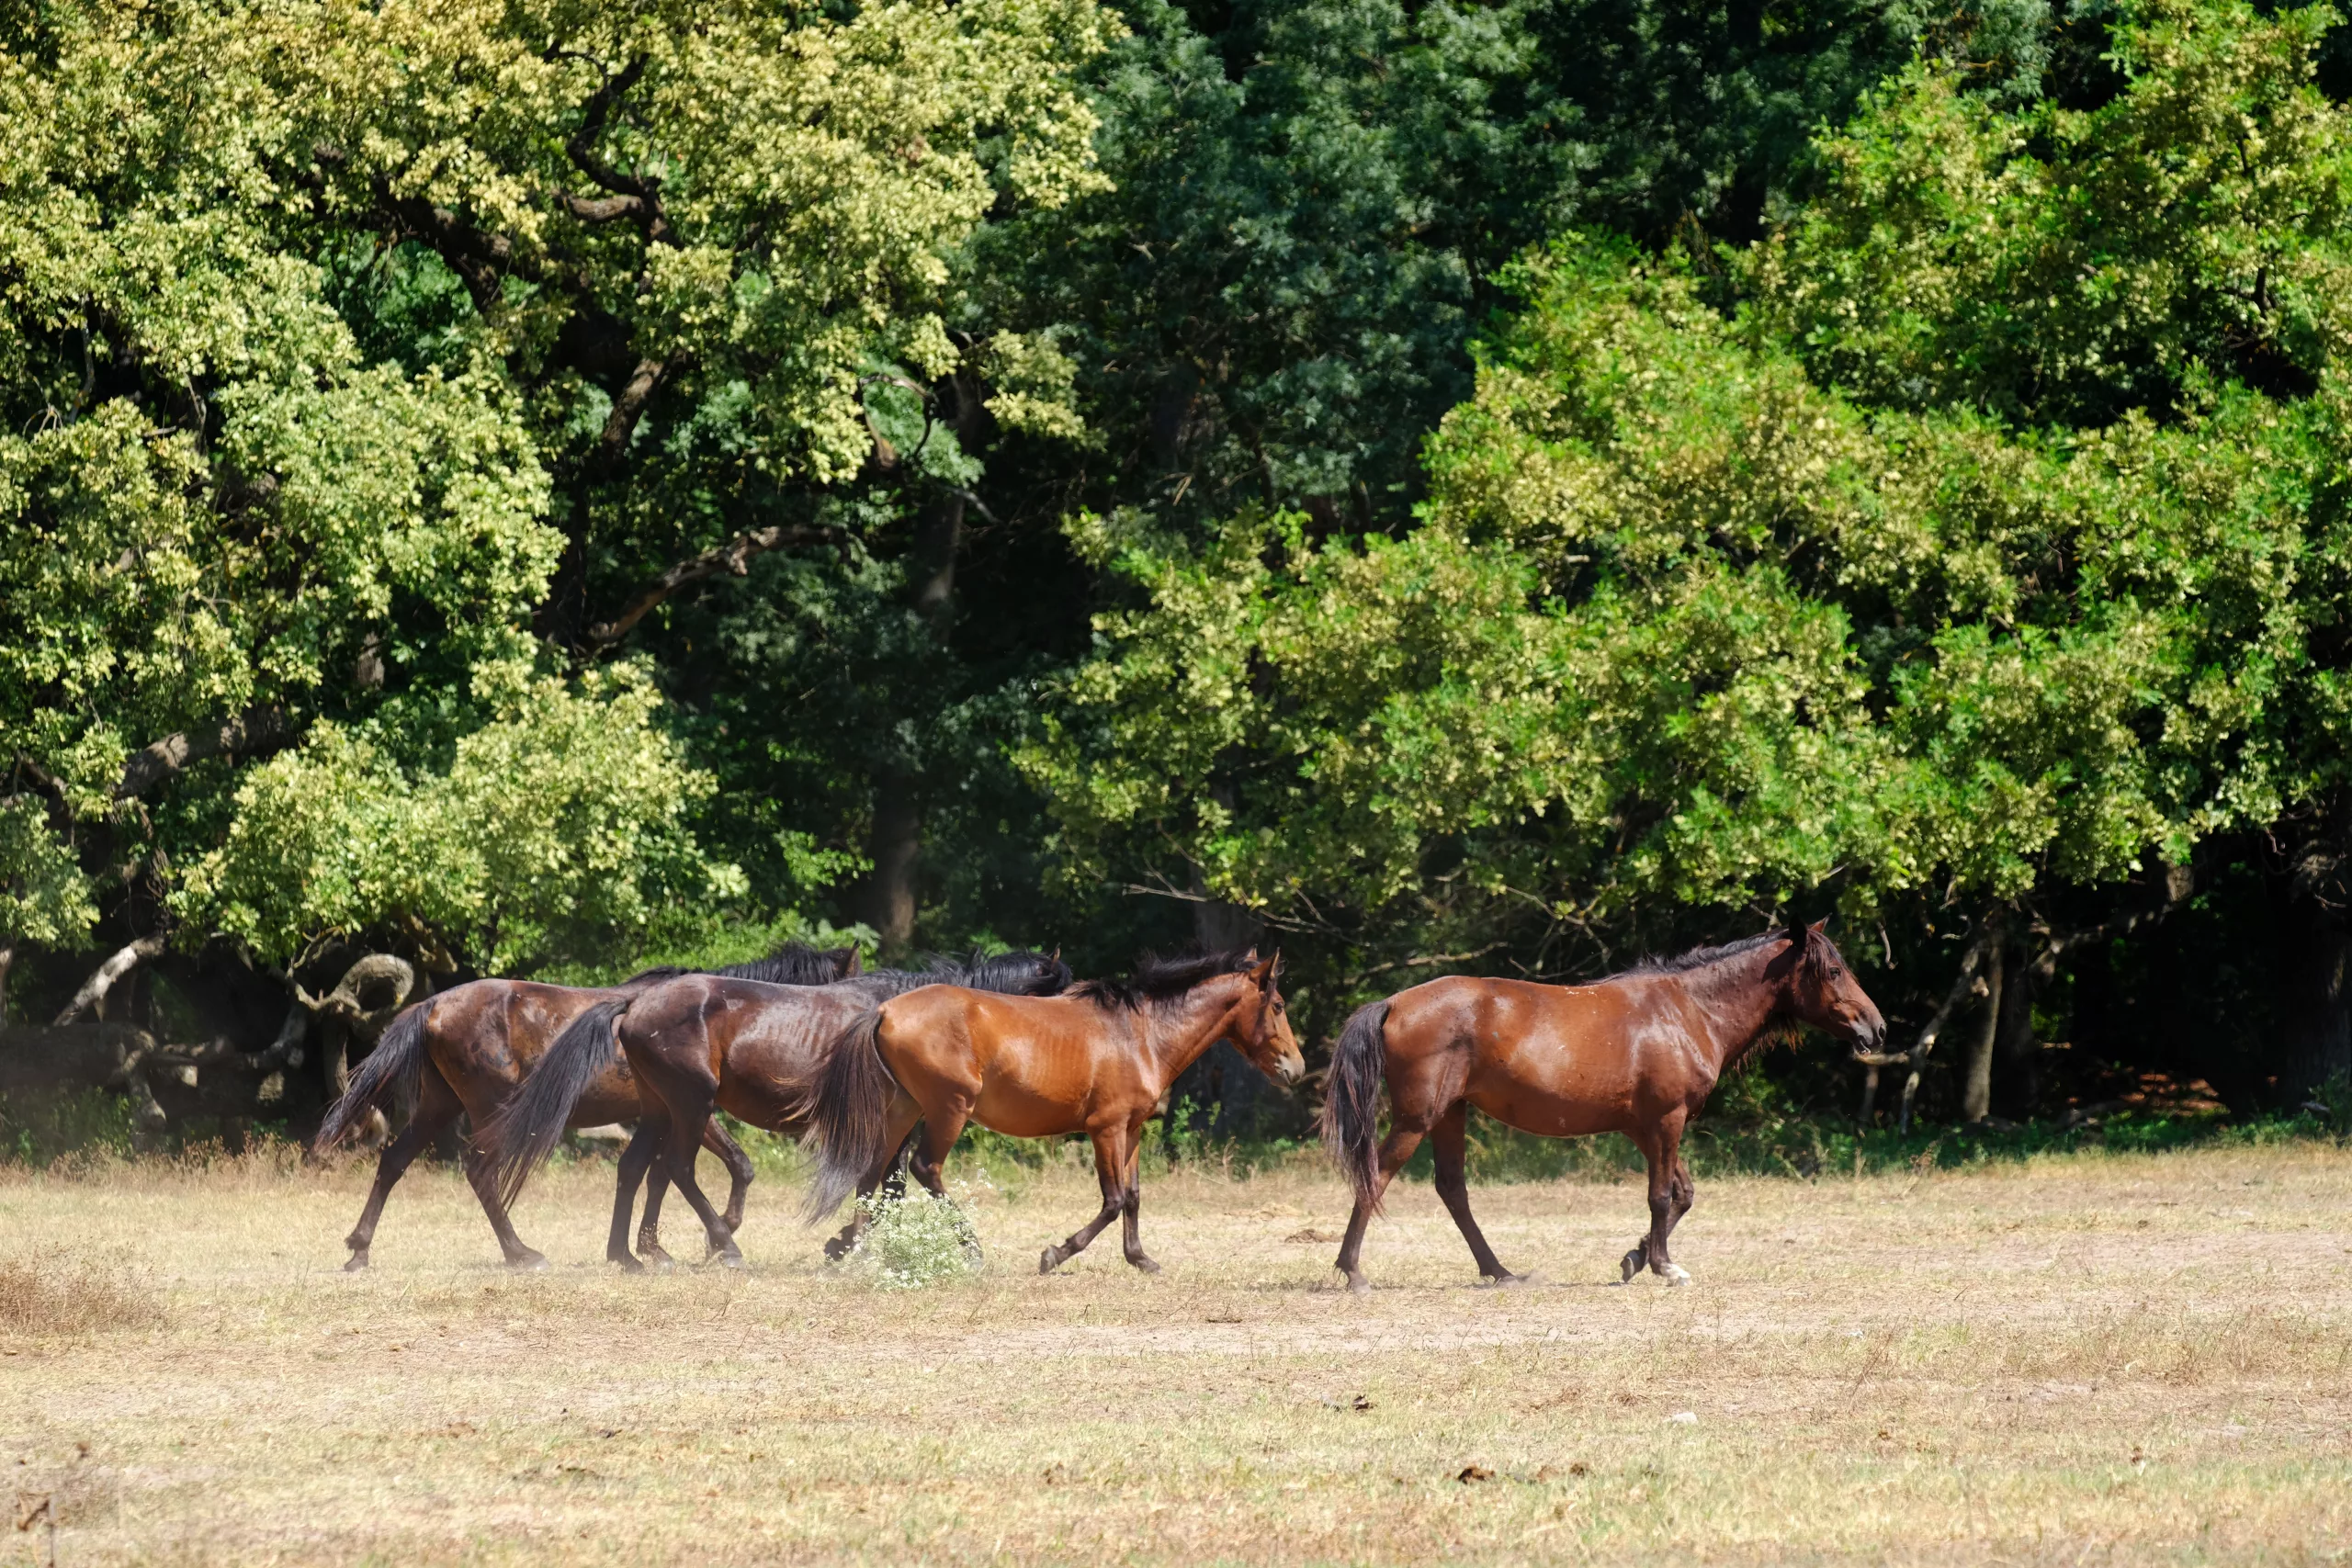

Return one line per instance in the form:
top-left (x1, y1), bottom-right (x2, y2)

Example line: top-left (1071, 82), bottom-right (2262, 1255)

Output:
top-left (478, 998), bottom-right (628, 1209)
top-left (803, 1010), bottom-right (899, 1223)
top-left (315, 1000), bottom-right (430, 1152)
top-left (1319, 999), bottom-right (1390, 1214)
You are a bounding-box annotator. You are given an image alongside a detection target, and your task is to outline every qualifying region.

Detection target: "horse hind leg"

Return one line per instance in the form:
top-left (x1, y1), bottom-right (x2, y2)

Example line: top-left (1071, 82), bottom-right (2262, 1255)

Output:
top-left (1430, 1102), bottom-right (1521, 1287)
top-left (1332, 1121), bottom-right (1428, 1296)
top-left (709, 1121), bottom-right (754, 1235)
top-left (461, 1139), bottom-right (548, 1271)
top-left (343, 1071), bottom-right (461, 1271)
top-left (823, 1112), bottom-right (921, 1262)
top-left (608, 1119), bottom-right (664, 1273)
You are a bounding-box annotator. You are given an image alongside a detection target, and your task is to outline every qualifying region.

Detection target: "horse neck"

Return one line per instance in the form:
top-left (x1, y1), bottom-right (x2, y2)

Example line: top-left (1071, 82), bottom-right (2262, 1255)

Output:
top-left (1668, 941), bottom-right (1792, 1076)
top-left (1136, 977), bottom-right (1251, 1087)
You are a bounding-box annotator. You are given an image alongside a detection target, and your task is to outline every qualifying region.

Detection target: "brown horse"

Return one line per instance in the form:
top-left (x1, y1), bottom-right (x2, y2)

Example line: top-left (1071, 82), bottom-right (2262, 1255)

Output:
top-left (315, 944), bottom-right (856, 1270)
top-left (1320, 922), bottom-right (1885, 1292)
top-left (806, 949), bottom-right (1306, 1275)
top-left (479, 951), bottom-right (1074, 1269)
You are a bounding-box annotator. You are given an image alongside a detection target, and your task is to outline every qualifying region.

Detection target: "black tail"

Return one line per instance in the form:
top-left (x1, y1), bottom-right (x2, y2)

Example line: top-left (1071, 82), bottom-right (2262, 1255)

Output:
top-left (1319, 1000), bottom-right (1391, 1215)
top-left (803, 1010), bottom-right (900, 1222)
top-left (479, 998), bottom-right (628, 1210)
top-left (315, 1001), bottom-right (430, 1151)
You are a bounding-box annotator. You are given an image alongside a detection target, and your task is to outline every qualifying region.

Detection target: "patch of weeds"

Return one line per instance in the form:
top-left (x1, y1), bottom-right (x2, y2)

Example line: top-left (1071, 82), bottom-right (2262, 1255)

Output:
top-left (0, 1089), bottom-right (139, 1166)
top-left (844, 1188), bottom-right (984, 1290)
top-left (0, 1258), bottom-right (164, 1336)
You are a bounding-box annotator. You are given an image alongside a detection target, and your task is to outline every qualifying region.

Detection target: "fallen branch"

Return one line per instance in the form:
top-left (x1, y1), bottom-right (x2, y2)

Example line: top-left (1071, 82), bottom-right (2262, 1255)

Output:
top-left (52, 933), bottom-right (167, 1025)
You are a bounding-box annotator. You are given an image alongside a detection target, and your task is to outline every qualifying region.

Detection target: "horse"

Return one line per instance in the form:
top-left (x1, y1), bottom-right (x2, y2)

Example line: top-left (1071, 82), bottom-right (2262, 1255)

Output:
top-left (314, 943), bottom-right (858, 1270)
top-left (478, 950), bottom-right (1075, 1269)
top-left (805, 948), bottom-right (1305, 1276)
top-left (1319, 921), bottom-right (1885, 1292)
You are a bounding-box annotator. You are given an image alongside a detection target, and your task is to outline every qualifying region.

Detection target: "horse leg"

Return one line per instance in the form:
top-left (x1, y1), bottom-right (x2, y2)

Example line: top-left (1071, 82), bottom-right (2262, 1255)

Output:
top-left (823, 1110), bottom-right (922, 1261)
top-left (461, 1137), bottom-right (548, 1270)
top-left (1619, 1111), bottom-right (1691, 1286)
top-left (1332, 1122), bottom-right (1430, 1295)
top-left (1040, 1126), bottom-right (1131, 1275)
top-left (1661, 1152), bottom-right (1697, 1255)
top-left (1430, 1102), bottom-right (1521, 1286)
top-left (607, 1119), bottom-right (664, 1272)
top-left (709, 1120), bottom-right (754, 1235)
top-left (1117, 1121), bottom-right (1159, 1275)
top-left (343, 1069), bottom-right (461, 1271)
top-left (652, 1086), bottom-right (741, 1268)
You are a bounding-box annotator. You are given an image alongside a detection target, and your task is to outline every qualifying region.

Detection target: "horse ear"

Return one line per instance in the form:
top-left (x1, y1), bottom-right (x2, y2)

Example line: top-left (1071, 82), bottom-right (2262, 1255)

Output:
top-left (1248, 952), bottom-right (1277, 986)
top-left (1809, 918), bottom-right (1828, 936)
top-left (844, 946), bottom-right (863, 976)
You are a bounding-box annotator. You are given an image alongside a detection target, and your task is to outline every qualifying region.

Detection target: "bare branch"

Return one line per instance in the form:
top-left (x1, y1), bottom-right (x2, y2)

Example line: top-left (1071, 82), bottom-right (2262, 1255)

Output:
top-left (596, 354), bottom-right (684, 465)
top-left (52, 933), bottom-right (166, 1025)
top-left (116, 705), bottom-right (292, 800)
top-left (585, 524), bottom-right (846, 646)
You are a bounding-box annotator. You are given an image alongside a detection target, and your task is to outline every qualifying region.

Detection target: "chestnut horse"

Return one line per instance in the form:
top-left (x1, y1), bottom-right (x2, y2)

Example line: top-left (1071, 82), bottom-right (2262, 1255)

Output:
top-left (1320, 922), bottom-right (1884, 1292)
top-left (479, 951), bottom-right (1073, 1269)
top-left (315, 943), bottom-right (857, 1269)
top-left (806, 949), bottom-right (1305, 1275)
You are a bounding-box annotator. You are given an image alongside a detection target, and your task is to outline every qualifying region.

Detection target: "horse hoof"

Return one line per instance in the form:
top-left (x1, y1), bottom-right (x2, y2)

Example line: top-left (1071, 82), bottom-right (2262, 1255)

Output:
top-left (1127, 1255), bottom-right (1162, 1275)
top-left (713, 1251), bottom-right (747, 1272)
top-left (1480, 1270), bottom-right (1528, 1289)
top-left (1039, 1247), bottom-right (1063, 1275)
top-left (343, 1251), bottom-right (369, 1273)
top-left (1619, 1249), bottom-right (1645, 1284)
top-left (507, 1251), bottom-right (550, 1272)
top-left (1661, 1264), bottom-right (1692, 1287)
top-left (611, 1253), bottom-right (646, 1275)
top-left (1345, 1272), bottom-right (1372, 1296)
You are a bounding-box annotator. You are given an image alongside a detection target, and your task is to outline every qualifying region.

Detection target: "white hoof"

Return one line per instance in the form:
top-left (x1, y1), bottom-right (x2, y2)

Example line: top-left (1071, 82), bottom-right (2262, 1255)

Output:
top-left (1662, 1264), bottom-right (1691, 1287)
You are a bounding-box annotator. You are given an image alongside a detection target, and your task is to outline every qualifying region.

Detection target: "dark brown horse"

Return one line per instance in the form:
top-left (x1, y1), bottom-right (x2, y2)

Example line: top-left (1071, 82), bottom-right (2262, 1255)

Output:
top-left (807, 949), bottom-right (1305, 1275)
top-left (1320, 922), bottom-right (1885, 1292)
top-left (315, 944), bottom-right (856, 1269)
top-left (479, 951), bottom-right (1073, 1269)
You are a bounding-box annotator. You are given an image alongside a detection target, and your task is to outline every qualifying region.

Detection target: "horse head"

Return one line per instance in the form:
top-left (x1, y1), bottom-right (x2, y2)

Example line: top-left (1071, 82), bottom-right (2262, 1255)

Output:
top-left (1235, 951), bottom-right (1306, 1087)
top-left (1774, 920), bottom-right (1885, 1054)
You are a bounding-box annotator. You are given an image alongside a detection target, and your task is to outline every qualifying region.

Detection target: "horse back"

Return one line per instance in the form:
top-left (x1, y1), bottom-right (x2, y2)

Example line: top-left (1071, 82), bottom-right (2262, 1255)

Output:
top-left (878, 987), bottom-right (1127, 1135)
top-left (422, 979), bottom-right (620, 1118)
top-left (1385, 974), bottom-right (1667, 1136)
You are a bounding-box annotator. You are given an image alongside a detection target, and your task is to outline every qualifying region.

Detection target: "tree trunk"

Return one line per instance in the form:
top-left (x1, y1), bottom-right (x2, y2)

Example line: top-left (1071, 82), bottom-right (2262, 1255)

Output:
top-left (860, 765), bottom-right (922, 958)
top-left (2270, 888), bottom-right (2352, 1103)
top-left (853, 492), bottom-right (964, 957)
top-left (0, 942), bottom-right (12, 1027)
top-left (1960, 937), bottom-right (2005, 1123)
top-left (1993, 937), bottom-right (2051, 1119)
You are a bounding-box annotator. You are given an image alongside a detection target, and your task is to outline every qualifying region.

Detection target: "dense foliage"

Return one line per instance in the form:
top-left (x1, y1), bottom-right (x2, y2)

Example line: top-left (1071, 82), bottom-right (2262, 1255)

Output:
top-left (6, 0), bottom-right (2351, 1138)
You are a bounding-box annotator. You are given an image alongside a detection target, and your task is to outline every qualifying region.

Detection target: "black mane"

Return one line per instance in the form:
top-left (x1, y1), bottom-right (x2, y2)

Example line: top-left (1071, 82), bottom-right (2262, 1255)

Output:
top-left (1072, 946), bottom-right (1261, 1011)
top-left (619, 942), bottom-right (852, 988)
top-left (1622, 931), bottom-right (1786, 978)
top-left (854, 947), bottom-right (1074, 1003)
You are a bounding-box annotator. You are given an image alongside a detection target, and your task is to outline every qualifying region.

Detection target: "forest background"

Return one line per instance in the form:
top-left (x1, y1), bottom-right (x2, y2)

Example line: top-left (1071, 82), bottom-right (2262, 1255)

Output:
top-left (7, 0), bottom-right (2352, 1158)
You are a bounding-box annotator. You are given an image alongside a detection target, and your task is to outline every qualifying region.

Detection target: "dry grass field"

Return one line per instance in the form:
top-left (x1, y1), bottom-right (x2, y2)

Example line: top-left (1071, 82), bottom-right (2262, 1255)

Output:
top-left (3, 1138), bottom-right (2350, 1564)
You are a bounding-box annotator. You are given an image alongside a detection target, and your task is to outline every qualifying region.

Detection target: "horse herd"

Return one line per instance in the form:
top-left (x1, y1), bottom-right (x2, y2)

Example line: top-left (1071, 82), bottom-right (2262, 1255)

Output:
top-left (316, 922), bottom-right (1887, 1291)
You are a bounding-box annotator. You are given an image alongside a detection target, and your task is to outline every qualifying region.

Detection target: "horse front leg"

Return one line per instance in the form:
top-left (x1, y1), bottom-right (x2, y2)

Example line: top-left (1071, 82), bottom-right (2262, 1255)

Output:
top-left (1041, 1127), bottom-right (1129, 1275)
top-left (1620, 1111), bottom-right (1691, 1286)
top-left (1117, 1122), bottom-right (1159, 1274)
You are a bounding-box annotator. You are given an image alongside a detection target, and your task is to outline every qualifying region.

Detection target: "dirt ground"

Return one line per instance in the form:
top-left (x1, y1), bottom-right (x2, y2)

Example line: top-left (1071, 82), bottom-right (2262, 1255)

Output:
top-left (2, 1138), bottom-right (2348, 1564)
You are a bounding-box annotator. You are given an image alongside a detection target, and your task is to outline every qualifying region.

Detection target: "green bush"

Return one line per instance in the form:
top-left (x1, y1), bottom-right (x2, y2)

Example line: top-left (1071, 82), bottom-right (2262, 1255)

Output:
top-left (845, 1189), bottom-right (984, 1290)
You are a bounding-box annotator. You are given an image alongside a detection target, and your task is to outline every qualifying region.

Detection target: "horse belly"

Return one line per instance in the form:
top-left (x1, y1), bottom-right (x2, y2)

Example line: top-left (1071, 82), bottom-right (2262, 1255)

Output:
top-left (1461, 1010), bottom-right (1641, 1140)
top-left (972, 1076), bottom-right (1085, 1140)
top-left (570, 1067), bottom-right (644, 1128)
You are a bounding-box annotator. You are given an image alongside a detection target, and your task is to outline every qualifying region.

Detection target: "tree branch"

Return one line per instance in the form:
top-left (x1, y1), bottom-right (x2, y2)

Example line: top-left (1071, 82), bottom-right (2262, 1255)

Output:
top-left (53, 933), bottom-right (166, 1025)
top-left (564, 56), bottom-right (673, 245)
top-left (596, 353), bottom-right (684, 467)
top-left (116, 705), bottom-right (293, 800)
top-left (585, 525), bottom-right (846, 646)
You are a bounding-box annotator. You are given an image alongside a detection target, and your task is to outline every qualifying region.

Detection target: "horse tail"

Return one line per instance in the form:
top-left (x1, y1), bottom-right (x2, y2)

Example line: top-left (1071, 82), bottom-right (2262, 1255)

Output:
top-left (803, 1009), bottom-right (899, 1223)
top-left (479, 998), bottom-right (627, 1210)
top-left (315, 999), bottom-right (429, 1152)
top-left (1320, 999), bottom-right (1391, 1215)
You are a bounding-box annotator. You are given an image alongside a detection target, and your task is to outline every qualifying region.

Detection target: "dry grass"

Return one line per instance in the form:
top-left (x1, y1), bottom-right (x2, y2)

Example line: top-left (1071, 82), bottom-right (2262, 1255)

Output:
top-left (4, 1141), bottom-right (2351, 1563)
